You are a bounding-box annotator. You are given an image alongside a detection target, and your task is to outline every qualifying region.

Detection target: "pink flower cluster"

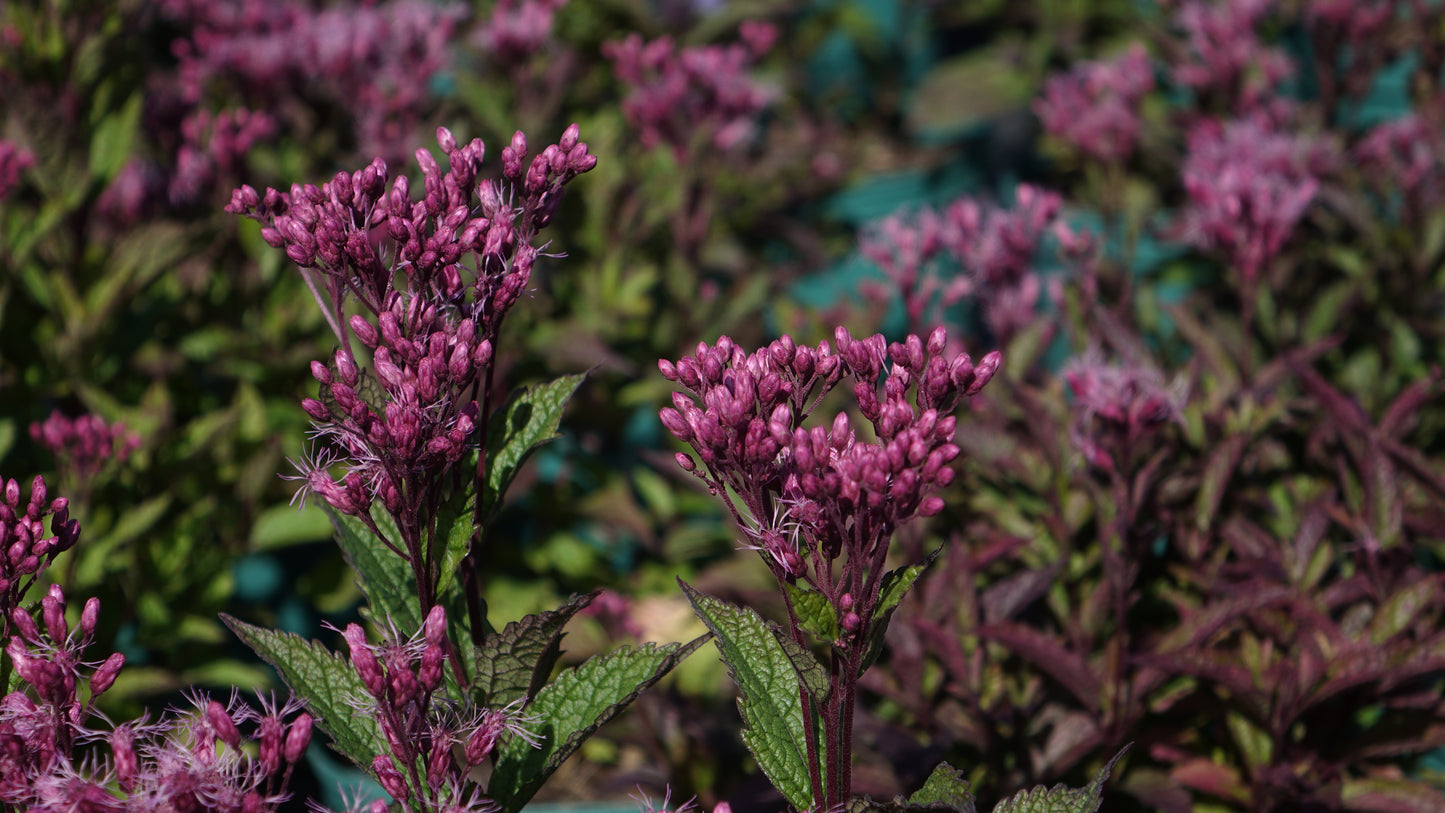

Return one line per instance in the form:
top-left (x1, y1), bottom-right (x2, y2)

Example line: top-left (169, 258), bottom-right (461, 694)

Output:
top-left (0, 140), bottom-right (33, 200)
top-left (660, 328), bottom-right (999, 588)
top-left (169, 107), bottom-right (277, 206)
top-left (167, 0), bottom-right (465, 163)
top-left (1170, 0), bottom-right (1294, 115)
top-left (0, 476), bottom-right (79, 631)
top-left (1062, 351), bottom-right (1185, 472)
top-left (0, 585), bottom-right (311, 812)
top-left (604, 22), bottom-right (778, 159)
top-left (473, 0), bottom-right (569, 65)
top-left (862, 185), bottom-right (1085, 346)
top-left (1035, 43), bottom-right (1155, 163)
top-left (30, 411), bottom-right (140, 487)
top-left (339, 607), bottom-right (538, 811)
top-left (1178, 117), bottom-right (1333, 280)
top-left (229, 125), bottom-right (595, 602)
top-left (1356, 112), bottom-right (1445, 219)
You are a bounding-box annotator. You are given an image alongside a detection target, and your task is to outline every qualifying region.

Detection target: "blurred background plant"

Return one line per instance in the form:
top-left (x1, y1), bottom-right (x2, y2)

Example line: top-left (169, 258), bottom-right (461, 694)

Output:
top-left (0, 0), bottom-right (1442, 811)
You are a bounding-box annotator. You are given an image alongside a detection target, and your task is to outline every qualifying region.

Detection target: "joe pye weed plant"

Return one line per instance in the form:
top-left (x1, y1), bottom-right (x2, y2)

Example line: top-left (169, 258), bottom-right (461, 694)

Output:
top-left (0, 117), bottom-right (1125, 811)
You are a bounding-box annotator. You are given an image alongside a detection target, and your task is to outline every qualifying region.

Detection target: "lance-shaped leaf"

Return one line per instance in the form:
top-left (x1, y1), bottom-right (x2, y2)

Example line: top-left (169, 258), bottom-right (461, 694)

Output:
top-left (221, 615), bottom-right (381, 768)
top-left (324, 503), bottom-right (421, 635)
top-left (431, 477), bottom-right (476, 602)
top-left (487, 636), bottom-right (706, 812)
top-left (681, 580), bottom-right (816, 811)
top-left (979, 621), bottom-right (1102, 712)
top-left (991, 746), bottom-right (1128, 813)
top-left (1341, 775), bottom-right (1445, 813)
top-left (472, 591), bottom-right (599, 709)
top-left (860, 550), bottom-right (940, 675)
top-left (481, 372), bottom-right (588, 527)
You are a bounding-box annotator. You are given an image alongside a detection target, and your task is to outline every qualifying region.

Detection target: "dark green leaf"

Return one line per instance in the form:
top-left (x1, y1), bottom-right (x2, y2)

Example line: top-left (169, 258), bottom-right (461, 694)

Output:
top-left (324, 503), bottom-right (421, 635)
top-left (221, 615), bottom-right (381, 768)
top-left (481, 372), bottom-right (588, 526)
top-left (785, 583), bottom-right (840, 641)
top-left (991, 746), bottom-right (1129, 813)
top-left (488, 637), bottom-right (706, 812)
top-left (860, 550), bottom-right (939, 675)
top-left (472, 591), bottom-right (598, 709)
top-left (681, 580), bottom-right (815, 811)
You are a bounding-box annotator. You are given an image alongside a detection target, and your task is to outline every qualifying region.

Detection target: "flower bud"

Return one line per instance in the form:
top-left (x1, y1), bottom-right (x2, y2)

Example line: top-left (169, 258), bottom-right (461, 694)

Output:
top-left (209, 700), bottom-right (243, 748)
top-left (284, 713), bottom-right (314, 763)
top-left (373, 755), bottom-right (409, 802)
top-left (90, 652), bottom-right (125, 697)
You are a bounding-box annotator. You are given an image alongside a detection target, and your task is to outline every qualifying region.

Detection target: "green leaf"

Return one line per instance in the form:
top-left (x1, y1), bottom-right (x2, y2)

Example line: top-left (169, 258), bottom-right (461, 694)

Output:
top-left (472, 591), bottom-right (598, 709)
top-left (324, 503), bottom-right (421, 635)
top-left (680, 580), bottom-right (815, 812)
top-left (860, 550), bottom-right (940, 675)
top-left (88, 93), bottom-right (142, 182)
top-left (221, 615), bottom-right (381, 768)
top-left (907, 763), bottom-right (978, 810)
top-left (488, 637), bottom-right (706, 812)
top-left (991, 746), bottom-right (1128, 813)
top-left (785, 583), bottom-right (840, 641)
top-left (842, 763), bottom-right (977, 813)
top-left (431, 479), bottom-right (476, 601)
top-left (481, 372), bottom-right (588, 526)
top-left (773, 626), bottom-right (829, 701)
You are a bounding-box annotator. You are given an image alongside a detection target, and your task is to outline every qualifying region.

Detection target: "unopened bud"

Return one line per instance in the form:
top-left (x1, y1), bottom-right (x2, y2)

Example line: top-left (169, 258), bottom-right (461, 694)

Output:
top-left (284, 713), bottom-right (314, 763)
top-left (90, 652), bottom-right (125, 697)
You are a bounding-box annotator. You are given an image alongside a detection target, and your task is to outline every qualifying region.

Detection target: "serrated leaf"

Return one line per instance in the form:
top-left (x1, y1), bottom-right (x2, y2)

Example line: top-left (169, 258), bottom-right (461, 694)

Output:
top-left (860, 549), bottom-right (939, 675)
top-left (472, 591), bottom-right (598, 709)
top-left (481, 372), bottom-right (588, 526)
top-left (488, 637), bottom-right (706, 812)
top-left (221, 615), bottom-right (381, 768)
top-left (681, 580), bottom-right (815, 811)
top-left (324, 503), bottom-right (421, 635)
top-left (772, 626), bottom-right (829, 700)
top-left (907, 762), bottom-right (978, 810)
top-left (785, 583), bottom-right (840, 640)
top-left (991, 746), bottom-right (1128, 813)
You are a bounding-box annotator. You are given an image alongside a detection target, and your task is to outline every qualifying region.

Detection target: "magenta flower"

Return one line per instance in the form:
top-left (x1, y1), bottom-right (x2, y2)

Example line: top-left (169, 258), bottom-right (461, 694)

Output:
top-left (0, 476), bottom-right (80, 635)
top-left (1035, 43), bottom-right (1155, 163)
top-left (30, 410), bottom-right (141, 489)
top-left (660, 327), bottom-right (999, 588)
top-left (229, 124), bottom-right (595, 606)
top-left (167, 0), bottom-right (466, 164)
top-left (1062, 351), bottom-right (1185, 473)
top-left (1178, 117), bottom-right (1332, 281)
top-left (939, 184), bottom-right (1065, 344)
top-left (1170, 0), bottom-right (1295, 115)
top-left (604, 23), bottom-right (778, 159)
top-left (473, 0), bottom-right (569, 64)
top-left (1355, 112), bottom-right (1445, 220)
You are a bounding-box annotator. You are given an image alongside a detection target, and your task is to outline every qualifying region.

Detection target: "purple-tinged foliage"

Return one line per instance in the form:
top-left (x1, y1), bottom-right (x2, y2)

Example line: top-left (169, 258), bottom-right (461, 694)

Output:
top-left (169, 107), bottom-right (277, 207)
top-left (1035, 44), bottom-right (1155, 164)
top-left (604, 23), bottom-right (778, 160)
